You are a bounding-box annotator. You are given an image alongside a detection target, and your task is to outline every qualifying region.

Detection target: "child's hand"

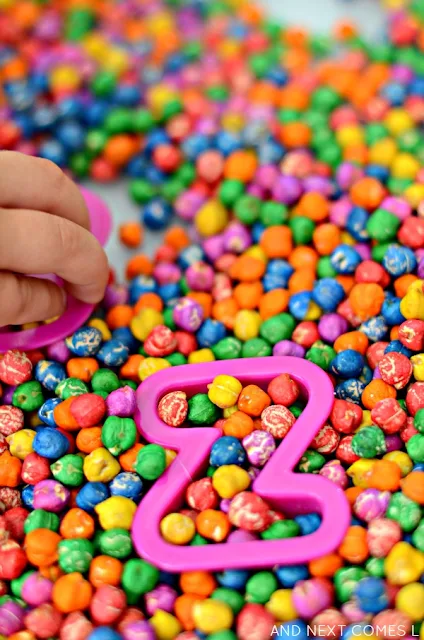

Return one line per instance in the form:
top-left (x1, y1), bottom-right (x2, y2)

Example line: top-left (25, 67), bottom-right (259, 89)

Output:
top-left (0, 152), bottom-right (109, 326)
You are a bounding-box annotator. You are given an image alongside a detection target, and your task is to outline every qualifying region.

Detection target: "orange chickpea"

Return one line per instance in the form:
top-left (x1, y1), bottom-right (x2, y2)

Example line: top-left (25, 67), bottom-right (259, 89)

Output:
top-left (89, 555), bottom-right (123, 587)
top-left (259, 226), bottom-right (293, 259)
top-left (334, 331), bottom-right (369, 355)
top-left (223, 411), bottom-right (254, 439)
top-left (134, 293), bottom-right (164, 313)
top-left (297, 192), bottom-right (329, 222)
top-left (53, 397), bottom-right (79, 430)
top-left (106, 305), bottom-right (134, 329)
top-left (196, 510), bottom-right (231, 542)
top-left (338, 526), bottom-right (369, 564)
top-left (229, 255), bottom-right (266, 282)
top-left (224, 150), bottom-right (258, 183)
top-left (25, 529), bottom-right (62, 567)
top-left (362, 379), bottom-right (396, 410)
top-left (288, 268), bottom-right (316, 294)
top-left (174, 593), bottom-right (204, 631)
top-left (394, 274), bottom-right (418, 298)
top-left (0, 451), bottom-right (22, 487)
top-left (120, 355), bottom-right (145, 382)
top-left (119, 222), bottom-right (143, 248)
top-left (349, 283), bottom-right (385, 320)
top-left (60, 508), bottom-right (95, 539)
top-left (289, 246), bottom-right (318, 271)
top-left (259, 289), bottom-right (289, 320)
top-left (350, 177), bottom-right (386, 210)
top-left (66, 358), bottom-right (99, 382)
top-left (76, 427), bottom-right (102, 454)
top-left (313, 224), bottom-right (342, 255)
top-left (401, 471), bottom-right (424, 504)
top-left (212, 298), bottom-right (239, 330)
top-left (126, 255), bottom-right (153, 280)
top-left (233, 282), bottom-right (263, 310)
top-left (309, 553), bottom-right (343, 578)
top-left (238, 385), bottom-right (271, 417)
top-left (367, 460), bottom-right (401, 492)
top-left (180, 571), bottom-right (217, 597)
top-left (52, 573), bottom-right (93, 613)
top-left (119, 443), bottom-right (144, 472)
top-left (164, 226), bottom-right (191, 251)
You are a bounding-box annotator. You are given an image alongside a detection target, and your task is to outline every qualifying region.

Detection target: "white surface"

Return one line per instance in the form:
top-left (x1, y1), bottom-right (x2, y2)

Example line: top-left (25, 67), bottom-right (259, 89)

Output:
top-left (86, 0), bottom-right (386, 281)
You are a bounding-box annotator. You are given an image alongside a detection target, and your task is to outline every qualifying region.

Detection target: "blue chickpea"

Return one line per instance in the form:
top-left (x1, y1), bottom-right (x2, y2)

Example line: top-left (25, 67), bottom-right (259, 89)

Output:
top-left (144, 164), bottom-right (167, 186)
top-left (22, 485), bottom-right (35, 509)
top-left (354, 577), bottom-right (389, 614)
top-left (87, 628), bottom-right (122, 640)
top-left (288, 291), bottom-right (313, 321)
top-left (384, 340), bottom-right (413, 358)
top-left (335, 379), bottom-right (366, 404)
top-left (178, 245), bottom-right (205, 270)
top-left (382, 294), bottom-right (405, 326)
top-left (57, 96), bottom-right (85, 121)
top-left (129, 275), bottom-right (157, 304)
top-left (258, 138), bottom-right (285, 165)
top-left (275, 621), bottom-right (308, 640)
top-left (33, 104), bottom-right (58, 131)
top-left (275, 565), bottom-right (309, 588)
top-left (252, 222), bottom-right (266, 244)
top-left (112, 327), bottom-right (139, 351)
top-left (33, 428), bottom-right (69, 460)
top-left (83, 101), bottom-right (109, 127)
top-left (360, 316), bottom-right (388, 342)
top-left (359, 365), bottom-right (373, 385)
top-left (381, 82), bottom-right (407, 106)
top-left (56, 120), bottom-right (86, 151)
top-left (294, 513), bottom-right (321, 536)
top-left (214, 131), bottom-right (242, 157)
top-left (34, 360), bottom-right (66, 392)
top-left (365, 165), bottom-right (389, 183)
top-left (346, 206), bottom-right (369, 241)
top-left (181, 133), bottom-right (210, 161)
top-left (38, 139), bottom-right (68, 167)
top-left (76, 482), bottom-right (110, 512)
top-left (109, 472), bottom-right (143, 501)
top-left (97, 340), bottom-right (129, 366)
top-left (196, 319), bottom-right (226, 348)
top-left (126, 155), bottom-right (148, 178)
top-left (210, 436), bottom-right (246, 467)
top-left (113, 84), bottom-right (141, 106)
top-left (331, 349), bottom-right (364, 379)
top-left (216, 569), bottom-right (249, 590)
top-left (144, 129), bottom-right (170, 155)
top-left (330, 244), bottom-right (361, 274)
top-left (158, 282), bottom-right (181, 305)
top-left (263, 260), bottom-right (294, 291)
top-left (66, 326), bottom-right (103, 356)
top-left (312, 278), bottom-right (345, 312)
top-left (38, 397), bottom-right (62, 427)
top-left (383, 244), bottom-right (417, 276)
top-left (142, 196), bottom-right (173, 230)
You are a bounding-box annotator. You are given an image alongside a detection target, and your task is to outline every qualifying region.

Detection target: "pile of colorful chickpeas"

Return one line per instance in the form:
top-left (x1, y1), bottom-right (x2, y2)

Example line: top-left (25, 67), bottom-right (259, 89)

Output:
top-left (2, 0), bottom-right (424, 637)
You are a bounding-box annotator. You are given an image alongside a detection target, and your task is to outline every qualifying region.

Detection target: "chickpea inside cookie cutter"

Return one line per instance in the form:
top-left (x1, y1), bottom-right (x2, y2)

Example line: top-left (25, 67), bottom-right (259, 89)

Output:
top-left (0, 187), bottom-right (112, 353)
top-left (133, 356), bottom-right (350, 572)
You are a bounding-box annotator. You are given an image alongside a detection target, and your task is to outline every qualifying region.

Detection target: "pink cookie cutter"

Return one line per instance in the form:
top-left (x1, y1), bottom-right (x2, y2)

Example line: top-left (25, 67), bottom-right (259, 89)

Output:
top-left (0, 187), bottom-right (112, 353)
top-left (133, 356), bottom-right (350, 572)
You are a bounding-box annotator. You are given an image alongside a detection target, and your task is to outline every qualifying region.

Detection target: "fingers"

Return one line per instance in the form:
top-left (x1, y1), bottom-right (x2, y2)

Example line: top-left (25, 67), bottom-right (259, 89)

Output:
top-left (0, 151), bottom-right (90, 230)
top-left (0, 208), bottom-right (109, 304)
top-left (0, 272), bottom-right (66, 326)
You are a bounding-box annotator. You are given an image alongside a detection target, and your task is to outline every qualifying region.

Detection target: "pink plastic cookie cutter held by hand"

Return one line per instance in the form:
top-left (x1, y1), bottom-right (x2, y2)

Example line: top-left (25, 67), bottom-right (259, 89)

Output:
top-left (133, 356), bottom-right (350, 572)
top-left (0, 187), bottom-right (112, 353)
